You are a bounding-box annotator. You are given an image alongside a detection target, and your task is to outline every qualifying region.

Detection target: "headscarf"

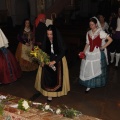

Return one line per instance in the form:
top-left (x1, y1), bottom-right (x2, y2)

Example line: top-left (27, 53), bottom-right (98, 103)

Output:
top-left (0, 29), bottom-right (9, 48)
top-left (92, 16), bottom-right (102, 29)
top-left (35, 14), bottom-right (46, 27)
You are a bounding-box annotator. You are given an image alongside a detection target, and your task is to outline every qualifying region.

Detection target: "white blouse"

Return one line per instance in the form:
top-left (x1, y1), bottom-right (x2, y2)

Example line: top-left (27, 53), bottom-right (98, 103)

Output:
top-left (102, 22), bottom-right (109, 32)
top-left (86, 28), bottom-right (109, 46)
top-left (0, 29), bottom-right (9, 48)
top-left (51, 43), bottom-right (54, 54)
top-left (116, 18), bottom-right (120, 31)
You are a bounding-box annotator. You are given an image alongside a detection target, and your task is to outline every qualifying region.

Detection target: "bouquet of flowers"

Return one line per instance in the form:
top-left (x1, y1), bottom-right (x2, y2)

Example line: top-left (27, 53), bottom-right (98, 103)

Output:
top-left (30, 46), bottom-right (50, 65)
top-left (29, 46), bottom-right (56, 71)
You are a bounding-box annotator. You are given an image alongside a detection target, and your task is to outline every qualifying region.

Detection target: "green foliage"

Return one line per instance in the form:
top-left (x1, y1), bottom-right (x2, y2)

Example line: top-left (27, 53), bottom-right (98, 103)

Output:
top-left (0, 96), bottom-right (16, 116)
top-left (37, 104), bottom-right (82, 119)
top-left (61, 108), bottom-right (81, 118)
top-left (0, 103), bottom-right (4, 116)
top-left (29, 46), bottom-right (50, 65)
top-left (18, 99), bottom-right (30, 111)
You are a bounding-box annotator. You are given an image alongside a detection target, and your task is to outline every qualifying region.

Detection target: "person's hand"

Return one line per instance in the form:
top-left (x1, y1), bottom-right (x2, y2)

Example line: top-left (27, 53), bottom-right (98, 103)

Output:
top-left (41, 63), bottom-right (44, 67)
top-left (25, 43), bottom-right (30, 46)
top-left (49, 61), bottom-right (56, 67)
top-left (100, 46), bottom-right (104, 51)
top-left (78, 52), bottom-right (85, 59)
top-left (48, 61), bottom-right (56, 71)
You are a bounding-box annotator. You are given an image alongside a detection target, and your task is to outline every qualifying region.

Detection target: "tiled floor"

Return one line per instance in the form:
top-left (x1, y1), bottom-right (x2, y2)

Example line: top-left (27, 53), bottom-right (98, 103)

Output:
top-left (0, 24), bottom-right (120, 120)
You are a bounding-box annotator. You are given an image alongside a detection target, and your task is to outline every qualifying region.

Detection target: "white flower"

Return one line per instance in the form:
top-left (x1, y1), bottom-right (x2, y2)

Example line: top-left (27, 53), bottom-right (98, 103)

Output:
top-left (22, 100), bottom-right (29, 110)
top-left (45, 105), bottom-right (50, 110)
top-left (0, 95), bottom-right (7, 99)
top-left (56, 108), bottom-right (61, 114)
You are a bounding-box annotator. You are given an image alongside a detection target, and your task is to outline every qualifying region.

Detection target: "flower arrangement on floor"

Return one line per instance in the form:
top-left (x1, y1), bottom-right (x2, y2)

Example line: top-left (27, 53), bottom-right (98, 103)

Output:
top-left (18, 99), bottom-right (82, 118)
top-left (0, 95), bottom-right (82, 119)
top-left (57, 105), bottom-right (82, 118)
top-left (18, 99), bottom-right (30, 111)
top-left (36, 103), bottom-right (82, 118)
top-left (0, 103), bottom-right (4, 115)
top-left (0, 95), bottom-right (16, 115)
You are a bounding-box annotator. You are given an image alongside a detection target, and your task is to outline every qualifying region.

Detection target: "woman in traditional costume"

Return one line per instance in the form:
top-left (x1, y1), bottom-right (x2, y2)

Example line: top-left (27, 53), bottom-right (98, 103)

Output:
top-left (109, 8), bottom-right (120, 68)
top-left (79, 17), bottom-right (112, 92)
top-left (98, 14), bottom-right (109, 33)
top-left (0, 28), bottom-right (21, 84)
top-left (35, 25), bottom-right (70, 101)
top-left (15, 19), bottom-right (38, 71)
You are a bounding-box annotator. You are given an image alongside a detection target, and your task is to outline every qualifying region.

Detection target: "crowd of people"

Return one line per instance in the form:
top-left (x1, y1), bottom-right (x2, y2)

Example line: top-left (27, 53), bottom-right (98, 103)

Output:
top-left (0, 7), bottom-right (120, 101)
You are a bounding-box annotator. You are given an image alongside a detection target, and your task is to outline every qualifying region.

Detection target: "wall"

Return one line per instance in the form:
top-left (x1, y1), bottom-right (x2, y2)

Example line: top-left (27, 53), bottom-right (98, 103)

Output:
top-left (28, 0), bottom-right (37, 24)
top-left (78, 0), bottom-right (98, 17)
top-left (45, 0), bottom-right (71, 18)
top-left (1, 0), bottom-right (101, 25)
top-left (6, 0), bottom-right (37, 26)
top-left (15, 0), bottom-right (29, 25)
top-left (0, 0), bottom-right (6, 10)
top-left (0, 0), bottom-right (7, 23)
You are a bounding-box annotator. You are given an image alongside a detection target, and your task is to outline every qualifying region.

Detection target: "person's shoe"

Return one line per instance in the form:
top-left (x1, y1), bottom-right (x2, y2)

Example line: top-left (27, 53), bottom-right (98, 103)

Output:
top-left (47, 97), bottom-right (52, 102)
top-left (110, 60), bottom-right (114, 64)
top-left (47, 99), bottom-right (52, 102)
top-left (85, 88), bottom-right (90, 93)
top-left (109, 61), bottom-right (114, 65)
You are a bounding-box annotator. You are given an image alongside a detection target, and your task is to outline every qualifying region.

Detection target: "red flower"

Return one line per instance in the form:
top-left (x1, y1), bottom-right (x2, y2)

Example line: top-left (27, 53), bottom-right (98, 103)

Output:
top-left (78, 52), bottom-right (85, 59)
top-left (32, 47), bottom-right (34, 51)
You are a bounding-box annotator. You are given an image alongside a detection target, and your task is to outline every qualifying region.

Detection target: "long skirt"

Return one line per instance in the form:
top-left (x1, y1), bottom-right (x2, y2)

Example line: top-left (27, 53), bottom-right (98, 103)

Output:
top-left (35, 57), bottom-right (70, 97)
top-left (0, 48), bottom-right (21, 84)
top-left (79, 51), bottom-right (107, 88)
top-left (15, 42), bottom-right (38, 71)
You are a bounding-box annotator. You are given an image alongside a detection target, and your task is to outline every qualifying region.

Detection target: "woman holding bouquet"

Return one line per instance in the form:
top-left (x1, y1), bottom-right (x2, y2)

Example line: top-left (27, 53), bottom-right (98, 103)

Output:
top-left (15, 19), bottom-right (38, 71)
top-left (79, 17), bottom-right (112, 92)
top-left (35, 25), bottom-right (70, 101)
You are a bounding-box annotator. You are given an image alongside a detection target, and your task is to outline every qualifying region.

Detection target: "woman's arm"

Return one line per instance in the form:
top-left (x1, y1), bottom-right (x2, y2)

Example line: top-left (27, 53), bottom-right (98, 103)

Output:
top-left (101, 36), bottom-right (113, 50)
top-left (83, 43), bottom-right (89, 53)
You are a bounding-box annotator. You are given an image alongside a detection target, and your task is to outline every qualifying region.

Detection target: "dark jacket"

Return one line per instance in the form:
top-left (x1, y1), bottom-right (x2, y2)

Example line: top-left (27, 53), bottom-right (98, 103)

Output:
top-left (42, 27), bottom-right (66, 63)
top-left (35, 22), bottom-right (47, 46)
